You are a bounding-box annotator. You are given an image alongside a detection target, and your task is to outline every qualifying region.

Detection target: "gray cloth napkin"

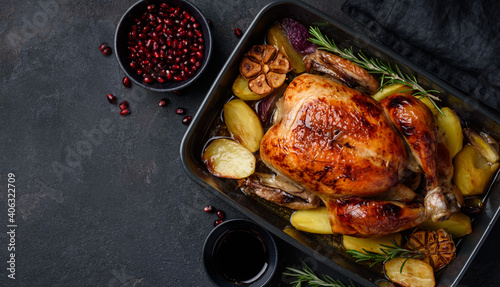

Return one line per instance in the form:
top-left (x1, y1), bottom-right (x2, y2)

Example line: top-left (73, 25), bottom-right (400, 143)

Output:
top-left (342, 0), bottom-right (500, 113)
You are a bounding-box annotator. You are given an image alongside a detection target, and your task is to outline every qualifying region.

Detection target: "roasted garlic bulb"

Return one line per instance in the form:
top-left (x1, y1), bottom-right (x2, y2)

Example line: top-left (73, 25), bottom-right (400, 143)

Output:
top-left (406, 229), bottom-right (456, 271)
top-left (239, 44), bottom-right (290, 95)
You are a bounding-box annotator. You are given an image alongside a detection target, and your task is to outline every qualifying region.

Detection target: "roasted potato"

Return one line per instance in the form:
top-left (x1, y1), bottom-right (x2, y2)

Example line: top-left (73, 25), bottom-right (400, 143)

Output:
top-left (343, 233), bottom-right (402, 254)
top-left (385, 258), bottom-right (435, 287)
top-left (223, 99), bottom-right (264, 153)
top-left (290, 207), bottom-right (333, 234)
top-left (453, 144), bottom-right (499, 196)
top-left (202, 139), bottom-right (256, 179)
top-left (232, 75), bottom-right (269, 101)
top-left (372, 84), bottom-right (408, 101)
top-left (420, 212), bottom-right (472, 238)
top-left (415, 95), bottom-right (440, 116)
top-left (435, 107), bottom-right (463, 158)
top-left (464, 128), bottom-right (500, 164)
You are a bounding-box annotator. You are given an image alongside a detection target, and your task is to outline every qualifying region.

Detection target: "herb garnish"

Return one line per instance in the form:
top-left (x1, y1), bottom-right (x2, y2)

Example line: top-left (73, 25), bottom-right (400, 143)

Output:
top-left (308, 26), bottom-right (444, 116)
top-left (346, 239), bottom-right (424, 272)
top-left (284, 261), bottom-right (357, 287)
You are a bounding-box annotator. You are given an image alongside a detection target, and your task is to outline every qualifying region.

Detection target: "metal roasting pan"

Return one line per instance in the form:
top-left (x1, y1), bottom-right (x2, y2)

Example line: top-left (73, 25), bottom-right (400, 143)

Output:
top-left (180, 1), bottom-right (500, 285)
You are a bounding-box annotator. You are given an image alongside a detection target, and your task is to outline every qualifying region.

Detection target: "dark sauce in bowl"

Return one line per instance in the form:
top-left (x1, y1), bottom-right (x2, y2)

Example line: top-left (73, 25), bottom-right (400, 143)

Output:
top-left (203, 219), bottom-right (278, 286)
top-left (214, 229), bottom-right (269, 284)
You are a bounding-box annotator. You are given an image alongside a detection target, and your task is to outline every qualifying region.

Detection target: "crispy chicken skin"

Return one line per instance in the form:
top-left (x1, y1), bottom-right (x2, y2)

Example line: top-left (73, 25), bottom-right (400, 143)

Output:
top-left (381, 94), bottom-right (453, 222)
top-left (326, 198), bottom-right (426, 237)
top-left (259, 74), bottom-right (455, 236)
top-left (304, 50), bottom-right (380, 94)
top-left (260, 74), bottom-right (407, 199)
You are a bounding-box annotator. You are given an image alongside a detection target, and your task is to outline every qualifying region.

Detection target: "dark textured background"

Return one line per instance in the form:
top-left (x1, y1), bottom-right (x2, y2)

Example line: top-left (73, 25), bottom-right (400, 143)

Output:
top-left (0, 0), bottom-right (498, 286)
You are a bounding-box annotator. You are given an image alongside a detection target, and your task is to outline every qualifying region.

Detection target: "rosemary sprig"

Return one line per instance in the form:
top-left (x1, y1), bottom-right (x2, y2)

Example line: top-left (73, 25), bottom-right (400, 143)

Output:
top-left (308, 26), bottom-right (444, 116)
top-left (284, 261), bottom-right (357, 287)
top-left (346, 239), bottom-right (423, 272)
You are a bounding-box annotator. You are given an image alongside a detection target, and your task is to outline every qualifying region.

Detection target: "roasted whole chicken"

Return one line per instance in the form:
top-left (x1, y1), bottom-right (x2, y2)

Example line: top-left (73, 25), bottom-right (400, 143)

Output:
top-left (242, 69), bottom-right (459, 237)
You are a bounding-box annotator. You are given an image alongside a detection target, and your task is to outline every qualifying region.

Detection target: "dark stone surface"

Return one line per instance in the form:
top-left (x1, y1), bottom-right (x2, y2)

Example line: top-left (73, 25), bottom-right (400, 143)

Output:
top-left (0, 0), bottom-right (498, 286)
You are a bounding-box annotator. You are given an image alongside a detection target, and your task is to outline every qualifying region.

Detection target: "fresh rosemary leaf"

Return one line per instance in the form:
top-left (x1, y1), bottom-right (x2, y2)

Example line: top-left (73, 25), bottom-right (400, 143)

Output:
top-left (308, 26), bottom-right (445, 116)
top-left (284, 261), bottom-right (357, 287)
top-left (345, 239), bottom-right (423, 271)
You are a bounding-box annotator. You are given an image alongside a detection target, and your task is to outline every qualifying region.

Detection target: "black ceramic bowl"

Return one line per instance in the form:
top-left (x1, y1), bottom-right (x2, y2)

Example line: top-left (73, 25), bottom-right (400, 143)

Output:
top-left (203, 219), bottom-right (278, 287)
top-left (114, 0), bottom-right (212, 92)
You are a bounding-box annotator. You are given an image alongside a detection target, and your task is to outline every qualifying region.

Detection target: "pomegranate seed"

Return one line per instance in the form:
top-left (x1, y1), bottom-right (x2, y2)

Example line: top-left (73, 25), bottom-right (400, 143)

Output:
top-left (101, 47), bottom-right (112, 56)
top-left (204, 206), bottom-right (214, 213)
top-left (143, 76), bottom-right (154, 84)
top-left (99, 42), bottom-right (109, 51)
top-left (175, 107), bottom-right (185, 115)
top-left (216, 210), bottom-right (225, 220)
top-left (214, 219), bottom-right (223, 227)
top-left (234, 27), bottom-right (242, 37)
top-left (106, 94), bottom-right (116, 103)
top-left (123, 4), bottom-right (205, 85)
top-left (119, 100), bottom-right (129, 110)
top-left (122, 76), bottom-right (131, 88)
top-left (158, 98), bottom-right (169, 107)
top-left (120, 109), bottom-right (130, 116)
top-left (173, 90), bottom-right (182, 96)
top-left (182, 115), bottom-right (192, 124)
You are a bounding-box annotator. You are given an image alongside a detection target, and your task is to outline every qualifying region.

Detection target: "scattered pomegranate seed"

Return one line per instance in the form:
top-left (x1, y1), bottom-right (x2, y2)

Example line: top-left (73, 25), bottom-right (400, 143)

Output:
top-left (173, 90), bottom-right (182, 96)
top-left (175, 107), bottom-right (186, 115)
top-left (99, 42), bottom-right (109, 51)
top-left (204, 206), bottom-right (214, 213)
top-left (124, 3), bottom-right (205, 85)
top-left (234, 27), bottom-right (242, 37)
top-left (122, 76), bottom-right (132, 88)
top-left (214, 219), bottom-right (223, 227)
top-left (182, 115), bottom-right (192, 125)
top-left (120, 109), bottom-right (131, 116)
top-left (101, 47), bottom-right (112, 56)
top-left (206, 19), bottom-right (213, 27)
top-left (158, 98), bottom-right (169, 107)
top-left (119, 100), bottom-right (129, 110)
top-left (216, 210), bottom-right (225, 220)
top-left (107, 94), bottom-right (116, 103)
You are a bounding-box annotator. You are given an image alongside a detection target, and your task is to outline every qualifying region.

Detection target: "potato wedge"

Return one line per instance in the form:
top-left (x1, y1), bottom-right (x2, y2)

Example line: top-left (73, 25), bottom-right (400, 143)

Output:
top-left (435, 107), bottom-right (463, 158)
top-left (202, 139), bottom-right (256, 179)
top-left (232, 74), bottom-right (269, 101)
top-left (385, 258), bottom-right (435, 287)
top-left (419, 212), bottom-right (472, 238)
top-left (343, 233), bottom-right (402, 254)
top-left (223, 99), bottom-right (264, 153)
top-left (464, 128), bottom-right (500, 163)
top-left (290, 207), bottom-right (333, 234)
top-left (267, 22), bottom-right (306, 74)
top-left (415, 95), bottom-right (440, 116)
top-left (372, 84), bottom-right (408, 101)
top-left (453, 144), bottom-right (499, 196)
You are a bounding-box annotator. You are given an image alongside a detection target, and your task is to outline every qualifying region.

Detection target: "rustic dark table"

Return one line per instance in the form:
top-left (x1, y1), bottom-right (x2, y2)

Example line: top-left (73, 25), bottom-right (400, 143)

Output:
top-left (0, 0), bottom-right (498, 286)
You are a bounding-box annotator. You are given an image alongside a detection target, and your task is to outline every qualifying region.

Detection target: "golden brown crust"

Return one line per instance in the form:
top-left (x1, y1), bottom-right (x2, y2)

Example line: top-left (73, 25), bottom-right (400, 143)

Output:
top-left (326, 197), bottom-right (426, 237)
top-left (303, 50), bottom-right (380, 94)
top-left (260, 74), bottom-right (407, 199)
top-left (381, 93), bottom-right (439, 189)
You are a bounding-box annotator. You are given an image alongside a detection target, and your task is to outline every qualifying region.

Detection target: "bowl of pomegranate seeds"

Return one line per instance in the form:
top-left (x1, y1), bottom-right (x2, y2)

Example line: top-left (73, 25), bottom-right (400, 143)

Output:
top-left (114, 0), bottom-right (212, 92)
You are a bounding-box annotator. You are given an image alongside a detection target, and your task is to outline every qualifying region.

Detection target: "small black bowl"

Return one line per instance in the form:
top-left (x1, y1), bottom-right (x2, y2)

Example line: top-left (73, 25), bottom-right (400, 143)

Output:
top-left (203, 219), bottom-right (278, 287)
top-left (114, 0), bottom-right (212, 92)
